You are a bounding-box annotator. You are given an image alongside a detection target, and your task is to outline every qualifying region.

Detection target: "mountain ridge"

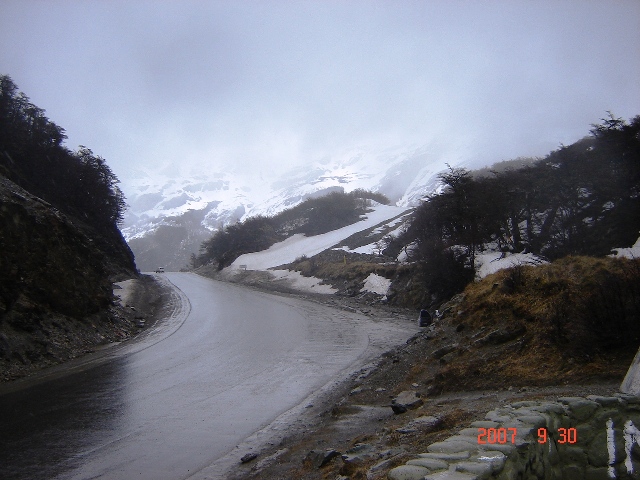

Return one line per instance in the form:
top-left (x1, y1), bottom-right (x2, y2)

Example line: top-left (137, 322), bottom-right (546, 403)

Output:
top-left (123, 145), bottom-right (462, 271)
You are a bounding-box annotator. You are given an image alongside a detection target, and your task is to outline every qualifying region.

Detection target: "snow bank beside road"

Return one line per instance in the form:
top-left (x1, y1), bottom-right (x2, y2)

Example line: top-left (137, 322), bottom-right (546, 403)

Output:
top-left (361, 273), bottom-right (391, 296)
top-left (270, 270), bottom-right (337, 294)
top-left (228, 205), bottom-right (407, 271)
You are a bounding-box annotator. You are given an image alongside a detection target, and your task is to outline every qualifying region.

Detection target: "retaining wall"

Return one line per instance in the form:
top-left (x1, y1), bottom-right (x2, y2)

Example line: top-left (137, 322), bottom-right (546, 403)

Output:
top-left (388, 394), bottom-right (640, 480)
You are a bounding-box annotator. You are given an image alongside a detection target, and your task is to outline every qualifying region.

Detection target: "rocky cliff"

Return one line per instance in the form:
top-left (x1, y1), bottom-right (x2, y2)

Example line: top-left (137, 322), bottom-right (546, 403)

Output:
top-left (0, 174), bottom-right (139, 381)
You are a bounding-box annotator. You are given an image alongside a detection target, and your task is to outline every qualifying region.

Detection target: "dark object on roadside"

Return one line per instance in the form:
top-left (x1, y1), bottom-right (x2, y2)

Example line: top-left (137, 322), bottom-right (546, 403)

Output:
top-left (418, 309), bottom-right (432, 327)
top-left (240, 452), bottom-right (258, 463)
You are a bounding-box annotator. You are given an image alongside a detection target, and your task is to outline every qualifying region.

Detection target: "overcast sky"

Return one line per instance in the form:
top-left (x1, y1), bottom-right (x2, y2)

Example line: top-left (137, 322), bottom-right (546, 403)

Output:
top-left (2, 0), bottom-right (639, 188)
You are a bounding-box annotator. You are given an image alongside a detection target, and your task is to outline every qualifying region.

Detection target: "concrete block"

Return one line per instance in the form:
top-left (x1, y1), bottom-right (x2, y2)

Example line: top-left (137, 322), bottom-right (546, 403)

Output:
top-left (427, 439), bottom-right (477, 454)
top-left (587, 429), bottom-right (622, 467)
top-left (470, 450), bottom-right (506, 472)
top-left (418, 452), bottom-right (470, 461)
top-left (586, 395), bottom-right (623, 408)
top-left (469, 421), bottom-right (500, 429)
top-left (592, 408), bottom-right (623, 428)
top-left (478, 442), bottom-right (516, 455)
top-left (509, 401), bottom-right (541, 408)
top-left (585, 466), bottom-right (614, 480)
top-left (406, 457), bottom-right (448, 470)
top-left (615, 392), bottom-right (640, 404)
top-left (485, 410), bottom-right (515, 423)
top-left (458, 427), bottom-right (481, 437)
top-left (510, 414), bottom-right (546, 429)
top-left (529, 403), bottom-right (565, 415)
top-left (494, 461), bottom-right (521, 480)
top-left (455, 460), bottom-right (493, 478)
top-left (561, 464), bottom-right (585, 480)
top-left (575, 422), bottom-right (596, 446)
top-left (424, 471), bottom-right (479, 480)
top-left (387, 464), bottom-right (431, 480)
top-left (559, 445), bottom-right (587, 464)
top-left (558, 397), bottom-right (600, 422)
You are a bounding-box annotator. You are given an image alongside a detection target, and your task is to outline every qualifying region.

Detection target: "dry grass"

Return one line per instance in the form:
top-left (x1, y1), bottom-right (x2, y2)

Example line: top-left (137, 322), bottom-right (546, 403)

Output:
top-left (314, 261), bottom-right (397, 281)
top-left (422, 256), bottom-right (640, 392)
top-left (291, 257), bottom-right (400, 283)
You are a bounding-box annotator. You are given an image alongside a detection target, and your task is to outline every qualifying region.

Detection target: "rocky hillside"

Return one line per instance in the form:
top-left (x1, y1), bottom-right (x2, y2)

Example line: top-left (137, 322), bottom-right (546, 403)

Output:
top-left (0, 175), bottom-right (138, 380)
top-left (0, 76), bottom-right (140, 381)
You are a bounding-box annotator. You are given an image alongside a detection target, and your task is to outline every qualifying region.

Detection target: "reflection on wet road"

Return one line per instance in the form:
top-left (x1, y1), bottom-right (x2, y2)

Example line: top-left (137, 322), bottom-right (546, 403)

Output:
top-left (0, 273), bottom-right (414, 479)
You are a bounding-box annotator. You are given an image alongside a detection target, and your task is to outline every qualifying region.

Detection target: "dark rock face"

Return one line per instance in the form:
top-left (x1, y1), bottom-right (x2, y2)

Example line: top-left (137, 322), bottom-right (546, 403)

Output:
top-left (0, 175), bottom-right (138, 380)
top-left (1, 176), bottom-right (135, 317)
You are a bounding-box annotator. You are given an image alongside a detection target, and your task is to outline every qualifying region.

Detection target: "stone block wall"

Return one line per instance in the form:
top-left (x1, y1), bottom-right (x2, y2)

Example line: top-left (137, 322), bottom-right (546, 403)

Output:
top-left (388, 394), bottom-right (640, 480)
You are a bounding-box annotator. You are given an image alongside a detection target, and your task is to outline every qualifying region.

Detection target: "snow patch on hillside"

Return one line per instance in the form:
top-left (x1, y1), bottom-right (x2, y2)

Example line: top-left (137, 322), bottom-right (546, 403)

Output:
top-left (121, 144), bottom-right (463, 245)
top-left (611, 235), bottom-right (640, 259)
top-left (348, 244), bottom-right (379, 255)
top-left (228, 205), bottom-right (407, 271)
top-left (334, 215), bottom-right (410, 256)
top-left (475, 252), bottom-right (547, 279)
top-left (270, 270), bottom-right (337, 294)
top-left (361, 273), bottom-right (391, 296)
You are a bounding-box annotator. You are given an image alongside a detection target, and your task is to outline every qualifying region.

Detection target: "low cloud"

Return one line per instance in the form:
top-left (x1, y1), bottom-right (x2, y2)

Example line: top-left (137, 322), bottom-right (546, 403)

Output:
top-left (1, 1), bottom-right (639, 186)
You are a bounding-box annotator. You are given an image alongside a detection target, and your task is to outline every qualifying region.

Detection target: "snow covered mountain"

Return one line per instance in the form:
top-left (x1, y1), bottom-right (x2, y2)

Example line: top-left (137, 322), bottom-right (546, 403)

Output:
top-left (122, 145), bottom-right (468, 271)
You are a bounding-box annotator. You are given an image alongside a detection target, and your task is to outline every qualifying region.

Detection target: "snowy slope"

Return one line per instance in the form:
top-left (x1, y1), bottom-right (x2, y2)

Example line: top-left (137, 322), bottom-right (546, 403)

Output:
top-left (475, 252), bottom-right (548, 279)
top-left (229, 205), bottom-right (407, 270)
top-left (121, 143), bottom-right (470, 271)
top-left (122, 145), bottom-right (461, 238)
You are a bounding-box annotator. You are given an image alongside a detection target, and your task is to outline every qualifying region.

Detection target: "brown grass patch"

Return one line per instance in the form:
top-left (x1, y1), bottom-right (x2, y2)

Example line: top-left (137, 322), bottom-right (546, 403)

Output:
top-left (294, 260), bottom-right (398, 282)
top-left (428, 256), bottom-right (640, 392)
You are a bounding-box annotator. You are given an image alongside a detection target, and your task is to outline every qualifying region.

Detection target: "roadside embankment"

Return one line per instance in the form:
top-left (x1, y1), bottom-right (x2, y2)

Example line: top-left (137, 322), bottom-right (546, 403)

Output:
top-left (216, 256), bottom-right (638, 479)
top-left (0, 274), bottom-right (166, 382)
top-left (389, 394), bottom-right (640, 479)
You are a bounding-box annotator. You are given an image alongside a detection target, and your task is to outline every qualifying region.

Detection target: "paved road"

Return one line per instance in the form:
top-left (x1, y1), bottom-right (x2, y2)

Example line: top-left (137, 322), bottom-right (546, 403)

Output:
top-left (0, 273), bottom-right (415, 480)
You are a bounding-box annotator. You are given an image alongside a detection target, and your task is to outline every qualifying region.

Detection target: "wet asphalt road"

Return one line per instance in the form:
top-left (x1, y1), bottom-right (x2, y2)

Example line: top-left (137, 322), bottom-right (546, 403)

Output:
top-left (0, 273), bottom-right (415, 480)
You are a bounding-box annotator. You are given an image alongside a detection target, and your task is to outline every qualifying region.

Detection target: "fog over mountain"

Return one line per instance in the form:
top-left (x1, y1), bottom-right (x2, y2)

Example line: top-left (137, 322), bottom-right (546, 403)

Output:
top-left (2, 1), bottom-right (639, 269)
top-left (122, 145), bottom-right (455, 271)
top-left (2, 1), bottom-right (638, 187)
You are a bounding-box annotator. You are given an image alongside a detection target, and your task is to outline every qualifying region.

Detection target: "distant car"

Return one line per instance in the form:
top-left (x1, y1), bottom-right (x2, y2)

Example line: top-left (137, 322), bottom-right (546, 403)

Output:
top-left (418, 309), bottom-right (432, 327)
top-left (155, 267), bottom-right (165, 273)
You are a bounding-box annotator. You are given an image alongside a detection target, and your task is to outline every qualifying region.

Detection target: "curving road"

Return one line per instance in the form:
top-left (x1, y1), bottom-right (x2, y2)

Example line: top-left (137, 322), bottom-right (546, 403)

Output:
top-left (0, 273), bottom-right (416, 480)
